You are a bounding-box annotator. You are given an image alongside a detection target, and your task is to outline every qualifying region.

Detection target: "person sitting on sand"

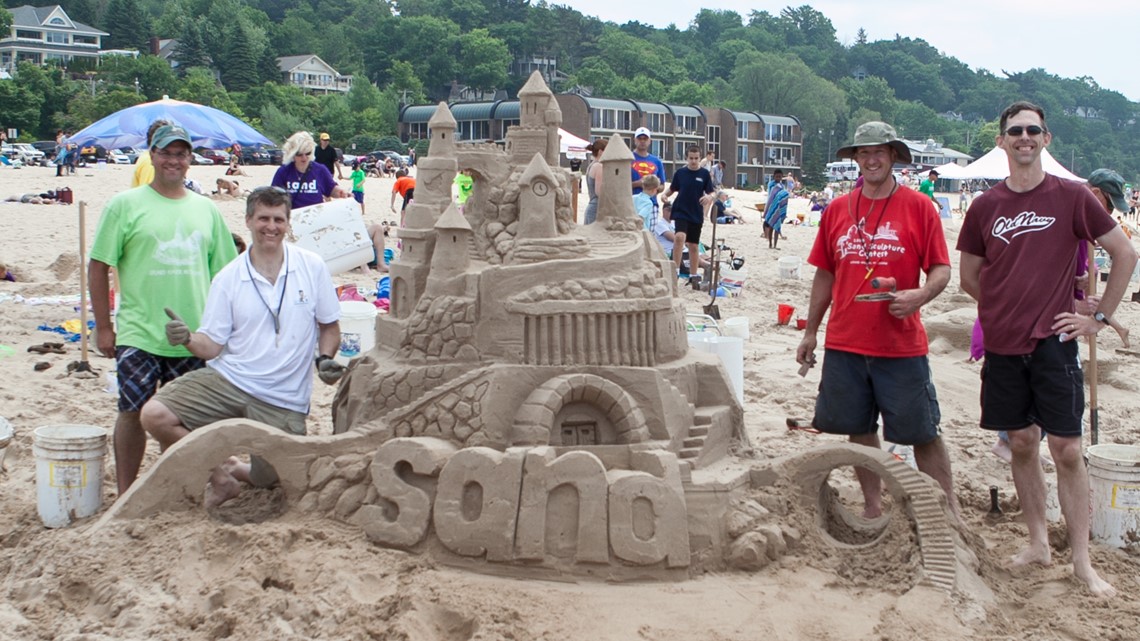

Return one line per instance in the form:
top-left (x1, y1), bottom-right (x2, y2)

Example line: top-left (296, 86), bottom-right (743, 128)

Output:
top-left (225, 156), bottom-right (248, 177)
top-left (712, 191), bottom-right (746, 224)
top-left (0, 261), bottom-right (14, 282)
top-left (140, 186), bottom-right (344, 508)
top-left (214, 178), bottom-right (244, 198)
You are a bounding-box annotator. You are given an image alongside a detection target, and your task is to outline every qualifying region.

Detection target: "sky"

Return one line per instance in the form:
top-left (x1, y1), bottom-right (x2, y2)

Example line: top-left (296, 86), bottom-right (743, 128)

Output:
top-left (569, 0), bottom-right (1140, 103)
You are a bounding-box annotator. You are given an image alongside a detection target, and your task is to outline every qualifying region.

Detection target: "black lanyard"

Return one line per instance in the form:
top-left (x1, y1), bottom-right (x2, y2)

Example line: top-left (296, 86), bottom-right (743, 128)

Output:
top-left (245, 249), bottom-right (289, 335)
top-left (847, 181), bottom-right (898, 281)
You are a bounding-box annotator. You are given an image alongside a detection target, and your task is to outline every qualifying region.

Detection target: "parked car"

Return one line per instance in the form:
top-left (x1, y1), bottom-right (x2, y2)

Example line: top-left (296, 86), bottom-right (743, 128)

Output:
top-left (32, 140), bottom-right (58, 160)
top-left (107, 149), bottom-right (131, 164)
top-left (263, 147), bottom-right (284, 165)
top-left (368, 150), bottom-right (409, 167)
top-left (7, 143), bottom-right (46, 165)
top-left (117, 148), bottom-right (144, 164)
top-left (240, 147), bottom-right (270, 165)
top-left (191, 152), bottom-right (215, 165)
top-left (195, 148), bottom-right (230, 164)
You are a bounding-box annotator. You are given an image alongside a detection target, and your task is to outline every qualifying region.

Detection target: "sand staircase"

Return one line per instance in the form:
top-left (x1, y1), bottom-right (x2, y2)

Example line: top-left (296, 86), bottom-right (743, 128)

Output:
top-left (677, 404), bottom-right (732, 473)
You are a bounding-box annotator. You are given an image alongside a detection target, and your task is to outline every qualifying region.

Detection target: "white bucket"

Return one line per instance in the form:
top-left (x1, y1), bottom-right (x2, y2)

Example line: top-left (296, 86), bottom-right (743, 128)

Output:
top-left (1087, 444), bottom-right (1140, 549)
top-left (289, 199), bottom-right (374, 274)
top-left (337, 301), bottom-right (378, 365)
top-left (0, 416), bottom-right (13, 469)
top-left (723, 316), bottom-right (749, 341)
top-left (691, 336), bottom-right (744, 405)
top-left (33, 424), bottom-right (108, 528)
top-left (778, 256), bottom-right (801, 279)
top-left (720, 267), bottom-right (747, 295)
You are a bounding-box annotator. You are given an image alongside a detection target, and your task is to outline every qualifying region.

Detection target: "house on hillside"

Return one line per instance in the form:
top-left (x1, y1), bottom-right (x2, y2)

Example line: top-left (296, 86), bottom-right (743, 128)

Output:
top-left (277, 55), bottom-right (352, 94)
top-left (0, 4), bottom-right (108, 72)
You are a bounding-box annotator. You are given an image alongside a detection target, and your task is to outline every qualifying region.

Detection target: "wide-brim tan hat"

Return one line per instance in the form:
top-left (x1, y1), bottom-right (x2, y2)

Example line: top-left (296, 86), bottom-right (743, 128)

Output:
top-left (835, 121), bottom-right (912, 164)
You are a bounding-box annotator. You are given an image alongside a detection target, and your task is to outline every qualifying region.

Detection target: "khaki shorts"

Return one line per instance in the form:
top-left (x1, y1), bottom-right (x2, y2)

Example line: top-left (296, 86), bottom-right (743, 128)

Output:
top-left (153, 368), bottom-right (306, 486)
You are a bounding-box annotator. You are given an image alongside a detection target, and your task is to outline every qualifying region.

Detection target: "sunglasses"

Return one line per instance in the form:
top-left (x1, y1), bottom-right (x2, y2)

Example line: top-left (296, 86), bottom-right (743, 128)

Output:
top-left (1003, 125), bottom-right (1046, 137)
top-left (294, 151), bottom-right (312, 158)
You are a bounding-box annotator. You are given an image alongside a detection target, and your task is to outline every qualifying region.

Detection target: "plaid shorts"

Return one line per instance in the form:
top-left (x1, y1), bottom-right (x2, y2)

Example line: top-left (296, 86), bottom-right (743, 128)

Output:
top-left (116, 346), bottom-right (204, 412)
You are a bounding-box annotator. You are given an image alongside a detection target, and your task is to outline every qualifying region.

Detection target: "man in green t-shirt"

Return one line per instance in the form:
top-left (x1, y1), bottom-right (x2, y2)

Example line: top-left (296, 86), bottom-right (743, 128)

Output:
top-left (919, 169), bottom-right (939, 204)
top-left (89, 124), bottom-right (238, 495)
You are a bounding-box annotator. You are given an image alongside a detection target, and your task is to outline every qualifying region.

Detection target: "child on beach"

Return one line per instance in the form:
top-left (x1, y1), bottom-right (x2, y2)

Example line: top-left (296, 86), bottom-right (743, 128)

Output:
top-left (351, 160), bottom-right (366, 215)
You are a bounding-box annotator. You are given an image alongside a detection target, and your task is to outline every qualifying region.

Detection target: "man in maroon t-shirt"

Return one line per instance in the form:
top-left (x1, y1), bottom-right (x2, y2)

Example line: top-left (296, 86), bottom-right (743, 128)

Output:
top-left (957, 101), bottom-right (1135, 598)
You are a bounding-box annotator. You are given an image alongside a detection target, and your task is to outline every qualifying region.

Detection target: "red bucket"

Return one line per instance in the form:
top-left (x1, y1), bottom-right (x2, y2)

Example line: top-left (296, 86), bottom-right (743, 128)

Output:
top-left (777, 304), bottom-right (795, 325)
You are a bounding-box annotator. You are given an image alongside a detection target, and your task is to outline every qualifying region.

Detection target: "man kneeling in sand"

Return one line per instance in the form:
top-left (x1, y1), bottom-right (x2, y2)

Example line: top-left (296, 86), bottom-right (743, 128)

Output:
top-left (140, 186), bottom-right (346, 507)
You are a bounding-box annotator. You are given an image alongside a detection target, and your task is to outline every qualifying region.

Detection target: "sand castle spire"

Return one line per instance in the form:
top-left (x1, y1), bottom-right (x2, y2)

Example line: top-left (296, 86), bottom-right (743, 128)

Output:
top-left (516, 153), bottom-right (558, 240)
top-left (597, 133), bottom-right (639, 226)
top-left (427, 101), bottom-right (458, 158)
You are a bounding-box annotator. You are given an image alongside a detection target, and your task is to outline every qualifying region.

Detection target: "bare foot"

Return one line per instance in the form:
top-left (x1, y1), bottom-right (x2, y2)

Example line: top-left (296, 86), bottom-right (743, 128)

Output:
top-left (1075, 565), bottom-right (1117, 597)
top-left (861, 505), bottom-right (883, 519)
top-left (1011, 542), bottom-right (1051, 568)
top-left (205, 461), bottom-right (243, 508)
top-left (991, 439), bottom-right (1013, 463)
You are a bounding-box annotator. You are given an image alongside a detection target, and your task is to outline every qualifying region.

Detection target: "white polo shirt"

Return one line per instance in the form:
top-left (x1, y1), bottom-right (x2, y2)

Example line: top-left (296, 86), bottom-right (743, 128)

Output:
top-left (200, 244), bottom-right (340, 413)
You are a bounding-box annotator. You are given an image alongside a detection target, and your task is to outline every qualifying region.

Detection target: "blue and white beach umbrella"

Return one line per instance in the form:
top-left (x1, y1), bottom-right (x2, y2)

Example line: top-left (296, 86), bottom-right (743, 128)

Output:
top-left (68, 97), bottom-right (274, 150)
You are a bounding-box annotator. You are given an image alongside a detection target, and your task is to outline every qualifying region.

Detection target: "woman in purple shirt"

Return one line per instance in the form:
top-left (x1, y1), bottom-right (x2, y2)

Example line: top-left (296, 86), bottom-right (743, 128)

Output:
top-left (271, 131), bottom-right (347, 208)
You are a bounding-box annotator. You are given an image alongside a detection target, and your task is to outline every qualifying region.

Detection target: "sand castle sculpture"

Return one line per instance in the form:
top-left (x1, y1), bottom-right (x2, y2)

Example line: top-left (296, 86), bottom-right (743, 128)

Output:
top-left (101, 73), bottom-right (967, 590)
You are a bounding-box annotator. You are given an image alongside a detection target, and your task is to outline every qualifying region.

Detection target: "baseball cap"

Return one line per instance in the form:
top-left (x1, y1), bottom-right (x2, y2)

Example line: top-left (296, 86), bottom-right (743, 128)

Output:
top-left (634, 127), bottom-right (652, 139)
top-left (835, 121), bottom-right (913, 164)
top-left (1088, 168), bottom-right (1131, 214)
top-left (319, 132), bottom-right (330, 140)
top-left (150, 124), bottom-right (192, 150)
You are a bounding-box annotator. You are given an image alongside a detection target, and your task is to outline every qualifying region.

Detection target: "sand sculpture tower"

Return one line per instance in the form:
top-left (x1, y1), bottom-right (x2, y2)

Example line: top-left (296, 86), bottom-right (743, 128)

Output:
top-left (387, 102), bottom-right (458, 318)
top-left (596, 133), bottom-right (642, 230)
top-left (426, 201), bottom-right (473, 296)
top-left (512, 71), bottom-right (559, 167)
top-left (516, 153), bottom-right (558, 240)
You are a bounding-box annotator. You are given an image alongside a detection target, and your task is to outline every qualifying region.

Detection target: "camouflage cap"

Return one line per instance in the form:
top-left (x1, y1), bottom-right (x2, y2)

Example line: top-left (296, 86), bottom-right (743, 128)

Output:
top-left (835, 121), bottom-right (913, 164)
top-left (1087, 168), bottom-right (1131, 214)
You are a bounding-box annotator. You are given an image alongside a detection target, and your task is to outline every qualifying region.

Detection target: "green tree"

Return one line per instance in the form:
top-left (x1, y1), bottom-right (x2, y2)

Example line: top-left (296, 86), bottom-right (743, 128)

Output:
top-left (0, 8), bottom-right (12, 37)
top-left (176, 67), bottom-right (244, 117)
top-left (457, 29), bottom-right (511, 91)
top-left (219, 22), bottom-right (262, 92)
top-left (0, 80), bottom-right (45, 136)
top-left (666, 80), bottom-right (712, 106)
top-left (98, 55), bottom-right (179, 101)
top-left (103, 0), bottom-right (152, 52)
top-left (173, 19), bottom-right (213, 73)
top-left (389, 61), bottom-right (426, 105)
top-left (12, 62), bottom-right (80, 138)
top-left (392, 15), bottom-right (460, 95)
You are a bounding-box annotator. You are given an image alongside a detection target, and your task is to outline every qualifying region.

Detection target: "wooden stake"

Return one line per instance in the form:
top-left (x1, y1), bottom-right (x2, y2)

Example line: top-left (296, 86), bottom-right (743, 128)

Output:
top-left (1088, 241), bottom-right (1098, 445)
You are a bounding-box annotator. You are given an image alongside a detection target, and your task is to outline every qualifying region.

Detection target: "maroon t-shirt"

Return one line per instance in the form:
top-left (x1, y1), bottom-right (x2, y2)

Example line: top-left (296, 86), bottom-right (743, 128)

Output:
top-left (957, 175), bottom-right (1116, 355)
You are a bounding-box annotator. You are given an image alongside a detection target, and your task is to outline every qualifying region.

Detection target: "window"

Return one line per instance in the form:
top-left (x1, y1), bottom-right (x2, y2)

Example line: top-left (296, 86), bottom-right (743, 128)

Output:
top-left (737, 121), bottom-right (749, 140)
top-left (645, 112), bottom-right (665, 133)
top-left (49, 17), bottom-right (66, 26)
top-left (74, 35), bottom-right (98, 46)
top-left (737, 145), bottom-right (747, 164)
top-left (650, 140), bottom-right (663, 157)
top-left (46, 32), bottom-right (68, 45)
top-left (674, 141), bottom-right (685, 160)
top-left (674, 115), bottom-right (698, 135)
top-left (706, 125), bottom-right (720, 160)
top-left (408, 122), bottom-right (429, 140)
top-left (16, 30), bottom-right (42, 40)
top-left (737, 173), bottom-right (748, 188)
top-left (457, 120), bottom-right (489, 141)
top-left (765, 124), bottom-right (795, 142)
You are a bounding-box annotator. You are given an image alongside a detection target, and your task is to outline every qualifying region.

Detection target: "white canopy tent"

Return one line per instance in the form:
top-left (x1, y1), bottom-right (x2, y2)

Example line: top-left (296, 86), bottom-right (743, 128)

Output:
top-left (559, 128), bottom-right (589, 159)
top-left (931, 146), bottom-right (1082, 182)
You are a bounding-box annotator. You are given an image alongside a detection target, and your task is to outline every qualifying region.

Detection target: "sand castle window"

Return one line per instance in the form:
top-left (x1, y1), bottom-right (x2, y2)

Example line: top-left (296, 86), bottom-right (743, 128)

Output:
top-left (560, 421), bottom-right (598, 446)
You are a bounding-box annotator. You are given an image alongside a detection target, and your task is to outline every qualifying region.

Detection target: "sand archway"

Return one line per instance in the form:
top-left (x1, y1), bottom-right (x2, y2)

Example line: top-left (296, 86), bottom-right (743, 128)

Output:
top-left (510, 374), bottom-right (650, 447)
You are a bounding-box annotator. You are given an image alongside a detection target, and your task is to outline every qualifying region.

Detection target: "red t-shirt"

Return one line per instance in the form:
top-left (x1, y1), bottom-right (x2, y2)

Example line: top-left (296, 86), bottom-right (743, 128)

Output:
top-left (956, 175), bottom-right (1116, 355)
top-left (808, 185), bottom-right (949, 357)
top-left (393, 176), bottom-right (416, 197)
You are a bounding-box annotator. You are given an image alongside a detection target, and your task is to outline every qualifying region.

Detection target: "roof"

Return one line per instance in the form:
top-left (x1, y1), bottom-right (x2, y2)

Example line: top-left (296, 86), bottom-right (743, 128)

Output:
top-left (9, 5), bottom-right (107, 36)
top-left (630, 100), bottom-right (669, 114)
top-left (494, 101), bottom-right (520, 120)
top-left (581, 97), bottom-right (638, 111)
top-left (671, 106), bottom-right (702, 118)
top-left (760, 115), bottom-right (799, 128)
top-left (276, 55), bottom-right (341, 75)
top-left (402, 105), bottom-right (437, 123)
top-left (450, 102), bottom-right (497, 121)
top-left (730, 111), bottom-right (761, 123)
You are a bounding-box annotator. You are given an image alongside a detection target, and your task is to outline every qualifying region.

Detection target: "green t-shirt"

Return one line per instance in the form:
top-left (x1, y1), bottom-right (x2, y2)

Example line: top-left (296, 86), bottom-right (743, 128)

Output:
top-left (455, 173), bottom-right (473, 204)
top-left (90, 186), bottom-right (238, 356)
top-left (919, 178), bottom-right (936, 201)
top-left (351, 168), bottom-right (365, 193)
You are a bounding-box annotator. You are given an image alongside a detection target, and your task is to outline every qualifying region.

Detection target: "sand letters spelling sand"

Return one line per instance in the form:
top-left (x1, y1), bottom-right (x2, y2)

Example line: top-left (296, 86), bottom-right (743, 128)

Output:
top-left (1, 163), bottom-right (1138, 640)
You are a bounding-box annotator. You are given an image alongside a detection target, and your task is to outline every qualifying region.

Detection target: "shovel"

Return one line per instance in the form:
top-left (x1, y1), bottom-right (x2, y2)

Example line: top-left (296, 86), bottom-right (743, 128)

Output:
top-left (70, 201), bottom-right (97, 378)
top-left (703, 205), bottom-right (721, 319)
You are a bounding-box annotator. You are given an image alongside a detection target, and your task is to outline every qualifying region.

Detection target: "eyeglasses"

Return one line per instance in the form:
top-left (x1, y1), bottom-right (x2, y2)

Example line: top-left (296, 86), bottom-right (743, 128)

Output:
top-left (153, 149), bottom-right (191, 160)
top-left (1003, 125), bottom-right (1046, 137)
top-left (294, 151), bottom-right (311, 158)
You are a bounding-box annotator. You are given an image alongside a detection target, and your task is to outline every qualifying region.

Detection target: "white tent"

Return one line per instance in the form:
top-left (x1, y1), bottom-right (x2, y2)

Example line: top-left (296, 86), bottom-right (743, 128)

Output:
top-left (559, 128), bottom-right (589, 159)
top-left (932, 146), bottom-right (1082, 182)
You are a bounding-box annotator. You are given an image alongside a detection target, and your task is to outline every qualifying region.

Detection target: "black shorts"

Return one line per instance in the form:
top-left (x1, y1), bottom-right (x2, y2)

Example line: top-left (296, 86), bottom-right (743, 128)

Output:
top-left (402, 188), bottom-right (414, 211)
top-left (673, 218), bottom-right (703, 244)
top-left (116, 347), bottom-right (204, 413)
top-left (980, 336), bottom-right (1083, 437)
top-left (813, 349), bottom-right (941, 445)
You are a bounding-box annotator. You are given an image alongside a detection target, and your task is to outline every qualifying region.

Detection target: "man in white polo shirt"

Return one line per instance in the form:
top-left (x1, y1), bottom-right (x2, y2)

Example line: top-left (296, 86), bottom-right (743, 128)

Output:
top-left (140, 186), bottom-right (345, 507)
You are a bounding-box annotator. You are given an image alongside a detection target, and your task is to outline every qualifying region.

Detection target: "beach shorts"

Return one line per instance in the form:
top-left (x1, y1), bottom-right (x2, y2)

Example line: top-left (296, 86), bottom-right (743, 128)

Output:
top-left (673, 218), bottom-right (703, 244)
top-left (352, 190), bottom-right (364, 204)
top-left (812, 349), bottom-right (941, 446)
top-left (152, 367), bottom-right (307, 487)
top-left (980, 336), bottom-right (1083, 437)
top-left (402, 188), bottom-right (414, 211)
top-left (116, 347), bottom-right (204, 413)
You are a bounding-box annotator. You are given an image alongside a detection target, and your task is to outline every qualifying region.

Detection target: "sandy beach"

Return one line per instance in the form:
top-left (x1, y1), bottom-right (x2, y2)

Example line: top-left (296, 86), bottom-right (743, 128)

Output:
top-left (1, 161), bottom-right (1139, 640)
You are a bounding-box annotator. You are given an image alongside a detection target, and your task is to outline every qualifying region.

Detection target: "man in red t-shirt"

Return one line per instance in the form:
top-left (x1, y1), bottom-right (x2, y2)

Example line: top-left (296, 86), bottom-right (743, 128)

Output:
top-left (796, 121), bottom-right (958, 520)
top-left (958, 101), bottom-right (1135, 598)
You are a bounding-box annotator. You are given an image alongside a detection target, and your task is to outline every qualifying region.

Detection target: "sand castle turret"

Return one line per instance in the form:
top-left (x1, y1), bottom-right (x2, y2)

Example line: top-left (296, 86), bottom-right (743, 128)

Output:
top-left (426, 201), bottom-right (473, 296)
top-left (597, 133), bottom-right (641, 229)
top-left (517, 153), bottom-right (558, 240)
top-left (511, 71), bottom-right (558, 166)
top-left (387, 103), bottom-right (458, 318)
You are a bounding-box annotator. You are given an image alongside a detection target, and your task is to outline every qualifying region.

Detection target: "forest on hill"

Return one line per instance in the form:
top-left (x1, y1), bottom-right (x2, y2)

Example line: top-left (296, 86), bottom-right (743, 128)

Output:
top-left (2, 1), bottom-right (1137, 183)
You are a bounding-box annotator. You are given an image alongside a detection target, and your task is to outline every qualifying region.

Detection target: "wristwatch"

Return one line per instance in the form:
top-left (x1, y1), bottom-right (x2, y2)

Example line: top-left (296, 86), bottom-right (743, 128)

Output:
top-left (1093, 311), bottom-right (1111, 325)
